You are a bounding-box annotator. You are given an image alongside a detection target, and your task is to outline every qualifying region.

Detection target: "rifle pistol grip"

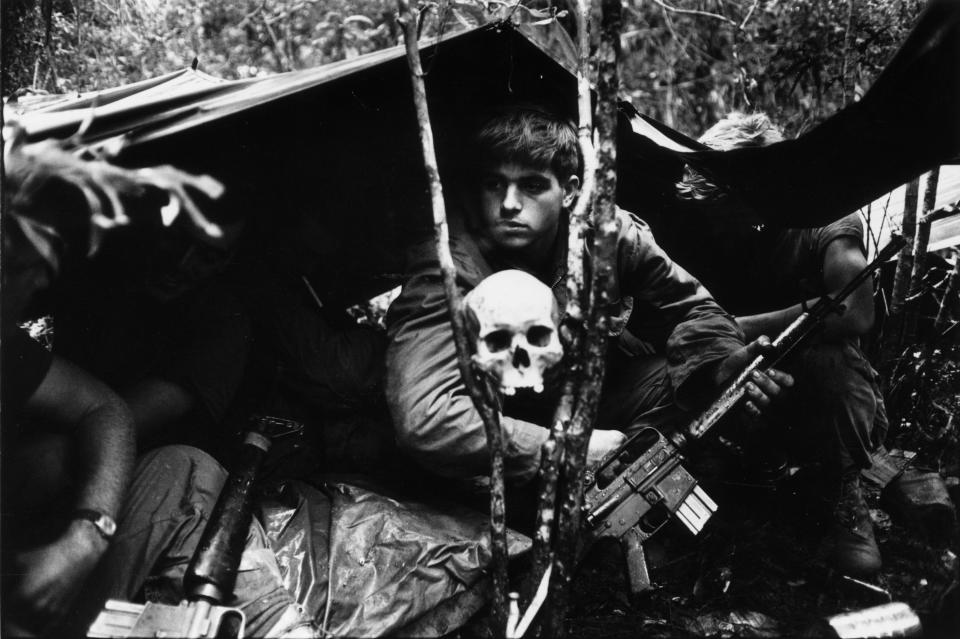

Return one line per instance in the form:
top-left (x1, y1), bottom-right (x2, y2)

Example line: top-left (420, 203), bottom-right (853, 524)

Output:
top-left (621, 526), bottom-right (654, 595)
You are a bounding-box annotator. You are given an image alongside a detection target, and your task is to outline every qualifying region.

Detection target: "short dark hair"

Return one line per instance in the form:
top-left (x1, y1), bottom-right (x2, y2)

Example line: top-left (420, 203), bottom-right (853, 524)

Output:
top-left (473, 106), bottom-right (581, 181)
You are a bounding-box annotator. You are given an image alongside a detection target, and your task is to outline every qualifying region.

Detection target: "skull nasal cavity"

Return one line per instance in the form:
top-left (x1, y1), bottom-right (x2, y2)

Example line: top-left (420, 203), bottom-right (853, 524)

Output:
top-left (513, 348), bottom-right (530, 368)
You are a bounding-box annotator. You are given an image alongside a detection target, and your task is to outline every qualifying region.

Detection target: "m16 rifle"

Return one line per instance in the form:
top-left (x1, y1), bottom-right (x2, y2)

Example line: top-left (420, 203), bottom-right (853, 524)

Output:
top-left (88, 415), bottom-right (302, 638)
top-left (580, 236), bottom-right (906, 595)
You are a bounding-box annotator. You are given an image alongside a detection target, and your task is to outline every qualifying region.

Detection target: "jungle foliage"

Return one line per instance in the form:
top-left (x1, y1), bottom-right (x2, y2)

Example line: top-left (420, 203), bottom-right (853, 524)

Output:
top-left (2, 0), bottom-right (924, 138)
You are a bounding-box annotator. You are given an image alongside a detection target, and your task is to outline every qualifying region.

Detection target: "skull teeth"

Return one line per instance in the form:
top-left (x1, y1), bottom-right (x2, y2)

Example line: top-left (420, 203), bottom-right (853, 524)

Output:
top-left (501, 386), bottom-right (516, 396)
top-left (533, 383), bottom-right (544, 393)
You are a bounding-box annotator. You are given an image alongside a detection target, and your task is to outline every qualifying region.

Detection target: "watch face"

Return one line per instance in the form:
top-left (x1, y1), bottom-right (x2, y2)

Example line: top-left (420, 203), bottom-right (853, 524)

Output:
top-left (74, 509), bottom-right (117, 539)
top-left (97, 514), bottom-right (117, 537)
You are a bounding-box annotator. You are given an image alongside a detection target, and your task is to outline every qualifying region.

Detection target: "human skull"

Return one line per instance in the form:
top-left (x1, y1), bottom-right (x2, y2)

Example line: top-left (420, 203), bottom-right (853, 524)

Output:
top-left (461, 270), bottom-right (563, 395)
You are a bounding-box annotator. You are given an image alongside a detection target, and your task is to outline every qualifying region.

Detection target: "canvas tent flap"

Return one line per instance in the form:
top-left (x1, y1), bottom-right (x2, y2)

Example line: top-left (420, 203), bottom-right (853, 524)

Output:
top-left (7, 6), bottom-right (959, 301)
top-left (6, 22), bottom-right (578, 154)
top-left (616, 0), bottom-right (960, 229)
top-left (6, 21), bottom-right (581, 306)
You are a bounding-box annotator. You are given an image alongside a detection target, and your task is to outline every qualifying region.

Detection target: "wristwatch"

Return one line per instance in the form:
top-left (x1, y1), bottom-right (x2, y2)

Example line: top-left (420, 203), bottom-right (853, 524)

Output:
top-left (72, 509), bottom-right (117, 541)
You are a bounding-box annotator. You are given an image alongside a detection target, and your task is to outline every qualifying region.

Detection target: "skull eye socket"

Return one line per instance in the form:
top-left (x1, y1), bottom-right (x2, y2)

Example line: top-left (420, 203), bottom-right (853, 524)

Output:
top-left (483, 329), bottom-right (513, 353)
top-left (526, 325), bottom-right (554, 347)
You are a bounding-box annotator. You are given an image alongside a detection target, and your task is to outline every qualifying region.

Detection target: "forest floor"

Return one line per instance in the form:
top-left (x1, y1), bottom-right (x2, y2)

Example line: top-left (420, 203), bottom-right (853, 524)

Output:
top-left (567, 462), bottom-right (958, 638)
top-left (564, 347), bottom-right (960, 639)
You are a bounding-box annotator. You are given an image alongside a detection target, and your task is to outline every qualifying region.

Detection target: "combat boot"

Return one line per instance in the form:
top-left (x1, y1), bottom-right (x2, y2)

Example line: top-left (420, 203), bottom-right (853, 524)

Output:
top-left (827, 472), bottom-right (881, 580)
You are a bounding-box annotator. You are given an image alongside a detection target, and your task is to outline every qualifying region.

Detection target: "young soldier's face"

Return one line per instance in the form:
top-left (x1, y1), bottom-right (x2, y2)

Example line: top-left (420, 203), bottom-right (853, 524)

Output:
top-left (476, 162), bottom-right (579, 257)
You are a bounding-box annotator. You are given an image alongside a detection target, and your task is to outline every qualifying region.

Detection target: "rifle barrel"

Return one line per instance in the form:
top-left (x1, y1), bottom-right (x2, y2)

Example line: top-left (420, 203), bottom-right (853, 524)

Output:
top-left (686, 235), bottom-right (904, 440)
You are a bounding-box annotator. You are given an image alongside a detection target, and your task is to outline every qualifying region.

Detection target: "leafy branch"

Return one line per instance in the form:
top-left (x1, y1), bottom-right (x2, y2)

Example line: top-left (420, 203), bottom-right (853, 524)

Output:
top-left (3, 122), bottom-right (224, 271)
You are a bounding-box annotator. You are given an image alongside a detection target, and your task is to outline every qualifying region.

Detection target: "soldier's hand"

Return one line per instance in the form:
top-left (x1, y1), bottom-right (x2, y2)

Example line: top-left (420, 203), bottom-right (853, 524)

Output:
top-left (587, 429), bottom-right (627, 467)
top-left (715, 336), bottom-right (794, 417)
top-left (11, 519), bottom-right (108, 634)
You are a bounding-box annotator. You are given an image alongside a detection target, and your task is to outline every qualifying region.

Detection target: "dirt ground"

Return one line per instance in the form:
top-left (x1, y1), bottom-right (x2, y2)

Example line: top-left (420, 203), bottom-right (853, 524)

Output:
top-left (567, 463), bottom-right (958, 638)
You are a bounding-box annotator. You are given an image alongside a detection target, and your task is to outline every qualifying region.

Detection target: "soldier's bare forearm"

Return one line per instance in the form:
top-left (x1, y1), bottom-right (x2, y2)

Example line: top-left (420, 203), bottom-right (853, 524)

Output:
top-left (75, 400), bottom-right (135, 518)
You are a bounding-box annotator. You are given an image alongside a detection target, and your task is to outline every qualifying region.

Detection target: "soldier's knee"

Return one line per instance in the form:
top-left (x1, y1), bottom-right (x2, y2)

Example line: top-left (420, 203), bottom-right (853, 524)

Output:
top-left (135, 444), bottom-right (227, 494)
top-left (139, 444), bottom-right (216, 468)
top-left (798, 343), bottom-right (873, 400)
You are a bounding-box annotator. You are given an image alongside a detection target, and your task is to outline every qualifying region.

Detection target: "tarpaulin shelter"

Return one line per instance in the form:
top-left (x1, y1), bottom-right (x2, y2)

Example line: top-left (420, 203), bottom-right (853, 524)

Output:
top-left (6, 21), bottom-right (581, 303)
top-left (7, 0), bottom-right (959, 300)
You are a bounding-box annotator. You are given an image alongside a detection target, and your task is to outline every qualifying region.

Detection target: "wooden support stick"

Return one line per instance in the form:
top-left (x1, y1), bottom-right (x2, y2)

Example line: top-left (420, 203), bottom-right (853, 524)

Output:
top-left (523, 381), bottom-right (573, 610)
top-left (546, 0), bottom-right (622, 635)
top-left (396, 1), bottom-right (509, 630)
top-left (909, 168), bottom-right (941, 298)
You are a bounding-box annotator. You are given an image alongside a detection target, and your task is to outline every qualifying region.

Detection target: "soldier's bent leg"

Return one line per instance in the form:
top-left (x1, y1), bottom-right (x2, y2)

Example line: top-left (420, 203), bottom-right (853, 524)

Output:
top-left (786, 340), bottom-right (883, 579)
top-left (68, 445), bottom-right (308, 637)
top-left (596, 350), bottom-right (684, 435)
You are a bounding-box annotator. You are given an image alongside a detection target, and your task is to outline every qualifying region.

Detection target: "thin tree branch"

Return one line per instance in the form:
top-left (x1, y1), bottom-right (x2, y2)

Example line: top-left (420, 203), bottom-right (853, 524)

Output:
top-left (396, 0), bottom-right (509, 631)
top-left (890, 178), bottom-right (920, 314)
top-left (882, 177), bottom-right (920, 365)
top-left (523, 381), bottom-right (572, 608)
top-left (591, 0), bottom-right (622, 308)
top-left (909, 168), bottom-right (941, 300)
top-left (548, 0), bottom-right (621, 634)
top-left (840, 0), bottom-right (855, 105)
top-left (739, 0), bottom-right (761, 30)
top-left (934, 250), bottom-right (959, 334)
top-left (648, 0), bottom-right (737, 27)
top-left (261, 14), bottom-right (292, 72)
top-left (541, 0), bottom-right (596, 633)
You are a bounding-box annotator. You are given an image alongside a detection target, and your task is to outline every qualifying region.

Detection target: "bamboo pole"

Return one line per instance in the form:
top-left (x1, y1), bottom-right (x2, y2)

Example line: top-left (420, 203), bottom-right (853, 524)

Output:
top-left (395, 1), bottom-right (509, 629)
